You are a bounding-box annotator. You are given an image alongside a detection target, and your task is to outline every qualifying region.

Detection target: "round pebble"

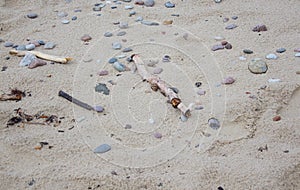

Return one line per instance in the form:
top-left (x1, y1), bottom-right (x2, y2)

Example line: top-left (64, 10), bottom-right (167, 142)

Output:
top-left (153, 67), bottom-right (163, 74)
top-left (81, 34), bottom-right (92, 42)
top-left (25, 44), bottom-right (35, 51)
top-left (61, 19), bottom-right (70, 24)
top-left (94, 144), bottom-right (111, 153)
top-left (119, 22), bottom-right (129, 29)
top-left (112, 42), bottom-right (122, 50)
top-left (93, 105), bottom-right (104, 112)
top-left (197, 89), bottom-right (206, 95)
top-left (276, 48), bottom-right (286, 53)
top-left (129, 10), bottom-right (136, 16)
top-left (225, 43), bottom-right (232, 49)
top-left (109, 57), bottom-right (117, 64)
top-left (266, 53), bottom-right (278, 60)
top-left (57, 12), bottom-right (68, 17)
top-left (4, 42), bottom-right (14, 47)
top-left (225, 24), bottom-right (238, 30)
top-left (72, 16), bottom-right (77, 21)
top-left (38, 40), bottom-right (45, 45)
top-left (154, 132), bottom-right (162, 139)
top-left (195, 82), bottom-right (202, 87)
top-left (16, 45), bottom-right (26, 51)
top-left (117, 31), bottom-right (126, 36)
top-left (243, 49), bottom-right (253, 54)
top-left (165, 1), bottom-right (175, 8)
top-left (248, 58), bottom-right (268, 74)
top-left (144, 0), bottom-right (155, 7)
top-left (98, 70), bottom-right (109, 76)
top-left (27, 13), bottom-right (38, 19)
top-left (222, 76), bottom-right (235, 84)
top-left (208, 118), bottom-right (220, 130)
top-left (44, 42), bottom-right (56, 49)
top-left (104, 32), bottom-right (113, 37)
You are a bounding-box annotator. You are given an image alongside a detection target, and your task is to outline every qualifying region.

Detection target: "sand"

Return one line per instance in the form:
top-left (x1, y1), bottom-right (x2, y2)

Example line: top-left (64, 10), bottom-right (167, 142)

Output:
top-left (0, 0), bottom-right (299, 189)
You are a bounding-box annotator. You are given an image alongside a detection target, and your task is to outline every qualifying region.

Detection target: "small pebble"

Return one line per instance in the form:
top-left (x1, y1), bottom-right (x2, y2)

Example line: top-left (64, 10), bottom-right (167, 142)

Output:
top-left (180, 114), bottom-right (188, 122)
top-left (117, 31), bottom-right (126, 36)
top-left (232, 16), bottom-right (238, 20)
top-left (276, 48), bottom-right (286, 53)
top-left (195, 82), bottom-right (202, 87)
top-left (4, 42), bottom-right (14, 47)
top-left (194, 105), bottom-right (204, 110)
top-left (129, 11), bottom-right (136, 16)
top-left (113, 62), bottom-right (126, 72)
top-left (122, 47), bottom-right (132, 52)
top-left (94, 144), bottom-right (111, 153)
top-left (93, 105), bottom-right (104, 112)
top-left (165, 1), bottom-right (175, 8)
top-left (211, 44), bottom-right (224, 51)
top-left (135, 16), bottom-right (143, 22)
top-left (294, 48), bottom-right (300, 52)
top-left (72, 16), bottom-right (77, 21)
top-left (153, 67), bottom-right (163, 74)
top-left (154, 132), bottom-right (162, 139)
top-left (266, 53), bottom-right (278, 60)
top-left (61, 19), bottom-right (70, 24)
top-left (116, 54), bottom-right (126, 59)
top-left (183, 33), bottom-right (188, 40)
top-left (125, 124), bottom-right (132, 129)
top-left (74, 9), bottom-right (82, 12)
top-left (141, 20), bottom-right (159, 26)
top-left (27, 13), bottom-right (38, 19)
top-left (221, 41), bottom-right (228, 46)
top-left (28, 58), bottom-right (47, 69)
top-left (225, 24), bottom-right (238, 30)
top-left (239, 56), bottom-right (246, 61)
top-left (208, 118), bottom-right (220, 130)
top-left (104, 32), bottom-right (113, 37)
top-left (108, 57), bottom-right (118, 64)
top-left (119, 22), bottom-right (129, 29)
top-left (98, 70), bottom-right (109, 76)
top-left (38, 40), bottom-right (45, 45)
top-left (214, 36), bottom-right (225, 41)
top-left (273, 115), bottom-right (281, 121)
top-left (57, 12), bottom-right (68, 17)
top-left (19, 53), bottom-right (36, 66)
top-left (243, 49), bottom-right (253, 54)
top-left (25, 44), bottom-right (35, 51)
top-left (111, 5), bottom-right (117, 9)
top-left (171, 14), bottom-right (180, 17)
top-left (162, 55), bottom-right (171, 62)
top-left (44, 42), bottom-right (56, 49)
top-left (268, 78), bottom-right (281, 83)
top-left (125, 5), bottom-right (133, 10)
top-left (163, 20), bottom-right (173, 25)
top-left (215, 0), bottom-right (222, 3)
top-left (197, 89), bottom-right (206, 95)
top-left (95, 83), bottom-right (110, 95)
top-left (16, 45), bottom-right (26, 51)
top-left (149, 118), bottom-right (155, 124)
top-left (225, 43), bottom-right (232, 49)
top-left (93, 6), bottom-right (101, 11)
top-left (248, 58), bottom-right (268, 74)
top-left (223, 17), bottom-right (229, 23)
top-left (135, 0), bottom-right (144, 5)
top-left (81, 34), bottom-right (92, 42)
top-left (112, 42), bottom-right (122, 50)
top-left (252, 24), bottom-right (267, 32)
top-left (295, 53), bottom-right (300, 57)
top-left (144, 0), bottom-right (155, 7)
top-left (170, 87), bottom-right (179, 94)
top-left (222, 76), bottom-right (235, 84)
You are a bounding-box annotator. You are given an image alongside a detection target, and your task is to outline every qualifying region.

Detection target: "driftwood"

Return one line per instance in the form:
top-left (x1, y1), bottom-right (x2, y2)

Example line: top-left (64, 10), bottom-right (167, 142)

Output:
top-left (131, 54), bottom-right (191, 117)
top-left (9, 49), bottom-right (72, 64)
top-left (58, 90), bottom-right (94, 111)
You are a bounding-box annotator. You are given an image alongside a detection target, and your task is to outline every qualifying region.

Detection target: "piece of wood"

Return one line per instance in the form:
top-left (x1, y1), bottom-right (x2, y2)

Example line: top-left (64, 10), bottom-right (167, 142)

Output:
top-left (0, 94), bottom-right (22, 101)
top-left (9, 49), bottom-right (72, 64)
top-left (131, 54), bottom-right (191, 117)
top-left (58, 90), bottom-right (94, 111)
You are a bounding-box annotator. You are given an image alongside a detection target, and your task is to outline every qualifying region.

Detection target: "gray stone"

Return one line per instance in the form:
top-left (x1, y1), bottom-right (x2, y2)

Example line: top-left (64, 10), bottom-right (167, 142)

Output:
top-left (38, 40), bottom-right (45, 45)
top-left (95, 83), bottom-right (110, 95)
top-left (113, 62), bottom-right (126, 72)
top-left (108, 57), bottom-right (117, 64)
top-left (129, 10), bottom-right (136, 16)
top-left (208, 118), bottom-right (220, 130)
top-left (295, 53), bottom-right (300, 57)
top-left (153, 67), bottom-right (163, 74)
top-left (266, 53), bottom-right (278, 60)
top-left (93, 105), bottom-right (104, 112)
top-left (141, 20), bottom-right (159, 26)
top-left (248, 58), bottom-right (268, 74)
top-left (44, 42), bottom-right (56, 49)
top-left (93, 6), bottom-right (101, 11)
top-left (104, 32), bottom-right (113, 37)
top-left (211, 44), bottom-right (224, 51)
top-left (16, 45), bottom-right (26, 51)
top-left (57, 12), bottom-right (68, 17)
top-left (25, 44), bottom-right (35, 51)
top-left (27, 13), bottom-right (38, 19)
top-left (72, 16), bottom-right (77, 20)
top-left (232, 16), bottom-right (238, 20)
top-left (135, 16), bottom-right (143, 22)
top-left (112, 42), bottom-right (122, 50)
top-left (61, 19), bottom-right (70, 24)
top-left (4, 42), bottom-right (13, 47)
top-left (165, 1), bottom-right (175, 8)
top-left (117, 31), bottom-right (126, 36)
top-left (243, 49), bottom-right (253, 54)
top-left (125, 5), bottom-right (133, 10)
top-left (122, 47), bottom-right (132, 52)
top-left (276, 48), bottom-right (286, 53)
top-left (119, 22), bottom-right (129, 29)
top-left (225, 24), bottom-right (238, 30)
top-left (144, 0), bottom-right (155, 7)
top-left (94, 144), bottom-right (111, 153)
top-left (19, 53), bottom-right (36, 66)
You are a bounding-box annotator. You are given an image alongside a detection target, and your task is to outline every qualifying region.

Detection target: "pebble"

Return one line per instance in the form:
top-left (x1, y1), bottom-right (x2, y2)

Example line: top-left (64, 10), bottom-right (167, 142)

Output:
top-left (125, 124), bottom-right (132, 129)
top-left (72, 16), bottom-right (77, 21)
top-left (295, 53), bottom-right (300, 57)
top-left (214, 36), bottom-right (225, 41)
top-left (93, 105), bottom-right (104, 112)
top-left (162, 55), bottom-right (171, 62)
top-left (180, 114), bottom-right (188, 122)
top-left (214, 0), bottom-right (222, 3)
top-left (19, 53), bottom-right (36, 66)
top-left (76, 116), bottom-right (86, 123)
top-left (135, 16), bottom-right (143, 22)
top-left (232, 16), bottom-right (238, 20)
top-left (38, 40), bottom-right (45, 45)
top-left (74, 9), bottom-right (82, 12)
top-left (123, 0), bottom-right (132, 2)
top-left (16, 45), bottom-right (26, 51)
top-left (109, 57), bottom-right (117, 64)
top-left (170, 87), bottom-right (179, 94)
top-left (122, 47), bottom-right (132, 52)
top-left (57, 12), bottom-right (68, 17)
top-left (225, 24), bottom-right (238, 30)
top-left (194, 105), bottom-right (204, 110)
top-left (111, 5), bottom-right (117, 9)
top-left (163, 20), bottom-right (173, 25)
top-left (95, 83), bottom-right (110, 95)
top-left (243, 49), bottom-right (253, 54)
top-left (4, 42), bottom-right (14, 47)
top-left (248, 58), bottom-right (268, 74)
top-left (268, 78), bottom-right (281, 83)
top-left (25, 44), bottom-right (35, 51)
top-left (239, 56), bottom-right (246, 61)
top-left (225, 43), bottom-right (232, 49)
top-left (144, 0), bottom-right (155, 7)
top-left (153, 132), bottom-right (162, 139)
top-left (222, 76), bottom-right (235, 84)
top-left (165, 1), bottom-right (175, 8)
top-left (135, 0), bottom-right (144, 5)
top-left (208, 118), bottom-right (220, 130)
top-left (93, 6), bottom-right (101, 11)
top-left (149, 118), bottom-right (155, 124)
top-left (195, 82), bottom-right (202, 87)
top-left (113, 62), bottom-right (126, 72)
top-left (276, 48), bottom-right (286, 53)
top-left (125, 5), bottom-right (133, 10)
top-left (116, 54), bottom-right (126, 59)
top-left (197, 89), bottom-right (206, 95)
top-left (98, 70), bottom-right (109, 76)
top-left (104, 32), bottom-right (113, 37)
top-left (141, 20), bottom-right (159, 26)
top-left (81, 34), bottom-right (92, 42)
top-left (183, 33), bottom-right (188, 40)
top-left (61, 19), bottom-right (70, 24)
top-left (171, 14), bottom-right (180, 17)
top-left (153, 67), bottom-right (163, 74)
top-left (129, 11), bottom-right (136, 16)
top-left (112, 42), bottom-right (122, 50)
top-left (223, 17), bottom-right (229, 23)
top-left (266, 53), bottom-right (278, 60)
top-left (294, 48), bottom-right (300, 52)
top-left (28, 58), bottom-right (47, 69)
top-left (252, 24), bottom-right (267, 32)
top-left (94, 144), bottom-right (111, 153)
top-left (119, 22), bottom-right (129, 29)
top-left (27, 13), bottom-right (38, 19)
top-left (117, 31), bottom-right (126, 36)
top-left (273, 115), bottom-right (281, 121)
top-left (211, 44), bottom-right (224, 51)
top-left (44, 42), bottom-right (56, 49)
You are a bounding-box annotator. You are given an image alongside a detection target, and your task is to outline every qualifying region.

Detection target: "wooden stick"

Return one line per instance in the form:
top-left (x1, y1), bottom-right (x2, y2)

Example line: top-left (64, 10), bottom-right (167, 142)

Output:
top-left (9, 49), bottom-right (72, 64)
top-left (58, 90), bottom-right (94, 111)
top-left (0, 94), bottom-right (22, 101)
top-left (131, 54), bottom-right (191, 117)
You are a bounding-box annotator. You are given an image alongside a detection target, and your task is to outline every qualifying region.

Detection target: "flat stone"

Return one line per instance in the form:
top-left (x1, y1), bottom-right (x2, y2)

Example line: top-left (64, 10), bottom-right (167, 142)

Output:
top-left (243, 49), bottom-right (253, 54)
top-left (248, 58), bottom-right (268, 74)
top-left (16, 45), bottom-right (26, 51)
top-left (122, 47), bottom-right (132, 52)
top-left (61, 19), bottom-right (70, 24)
top-left (19, 53), bottom-right (36, 66)
top-left (252, 24), bottom-right (267, 32)
top-left (266, 53), bottom-right (278, 60)
top-left (27, 13), bottom-right (38, 19)
top-left (94, 144), bottom-right (111, 153)
top-left (165, 1), bottom-right (175, 8)
top-left (44, 42), bottom-right (56, 49)
top-left (225, 24), bottom-right (238, 30)
top-left (95, 83), bottom-right (110, 95)
top-left (276, 48), bottom-right (286, 53)
top-left (4, 42), bottom-right (13, 47)
top-left (141, 20), bottom-right (159, 26)
top-left (119, 22), bottom-right (129, 29)
top-left (125, 5), bottom-right (133, 10)
top-left (295, 53), bottom-right (300, 57)
top-left (57, 12), bottom-right (68, 17)
top-left (153, 67), bottom-right (163, 74)
top-left (93, 105), bottom-right (104, 112)
top-left (25, 44), bottom-right (35, 50)
top-left (98, 70), bottom-right (109, 76)
top-left (81, 34), bottom-right (92, 42)
top-left (112, 42), bottom-right (122, 50)
top-left (135, 16), bottom-right (143, 22)
top-left (117, 31), bottom-right (126, 36)
top-left (144, 0), bottom-right (155, 7)
top-left (104, 32), bottom-right (113, 37)
top-left (212, 44), bottom-right (224, 51)
top-left (108, 57), bottom-right (118, 63)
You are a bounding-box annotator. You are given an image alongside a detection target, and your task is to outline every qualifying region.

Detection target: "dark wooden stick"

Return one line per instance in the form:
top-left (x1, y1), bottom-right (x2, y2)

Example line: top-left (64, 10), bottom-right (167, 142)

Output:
top-left (58, 90), bottom-right (94, 111)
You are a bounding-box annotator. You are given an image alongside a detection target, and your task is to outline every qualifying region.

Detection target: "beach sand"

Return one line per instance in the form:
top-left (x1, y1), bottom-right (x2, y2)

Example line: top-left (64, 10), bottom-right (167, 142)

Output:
top-left (0, 0), bottom-right (299, 189)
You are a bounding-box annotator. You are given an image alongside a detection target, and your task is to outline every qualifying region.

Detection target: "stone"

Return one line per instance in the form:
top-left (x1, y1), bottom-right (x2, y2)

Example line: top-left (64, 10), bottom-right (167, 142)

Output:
top-left (57, 12), bottom-right (68, 17)
top-left (125, 5), bottom-right (133, 10)
top-left (135, 0), bottom-right (144, 5)
top-left (94, 144), bottom-right (111, 153)
top-left (144, 0), bottom-right (155, 7)
top-left (232, 16), bottom-right (238, 20)
top-left (81, 34), bottom-right (92, 42)
top-left (122, 47), bottom-right (132, 52)
top-left (163, 20), bottom-right (173, 25)
top-left (252, 24), bottom-right (267, 32)
top-left (223, 17), bottom-right (229, 23)
top-left (153, 67), bottom-right (163, 74)
top-left (104, 32), bottom-right (113, 37)
top-left (248, 58), bottom-right (268, 74)
top-left (194, 105), bottom-right (204, 110)
top-left (180, 114), bottom-right (188, 122)
top-left (4, 42), bottom-right (13, 47)
top-left (211, 44), bottom-right (224, 51)
top-left (276, 48), bottom-right (286, 53)
top-left (197, 89), bottom-right (206, 95)
top-left (225, 24), bottom-right (238, 30)
top-left (273, 115), bottom-right (281, 121)
top-left (295, 53), bottom-right (300, 57)
top-left (95, 83), bottom-right (110, 95)
top-left (27, 13), bottom-right (38, 19)
top-left (44, 42), bottom-right (56, 49)
top-left (25, 44), bottom-right (35, 51)
top-left (93, 6), bottom-right (101, 11)
top-left (141, 20), bottom-right (159, 26)
top-left (225, 43), bottom-right (232, 49)
top-left (195, 82), bottom-right (202, 87)
top-left (208, 118), bottom-right (220, 130)
top-left (154, 132), bottom-right (162, 139)
top-left (19, 53), bottom-right (36, 66)
top-left (294, 48), bottom-right (300, 52)
top-left (119, 22), bottom-right (129, 29)
top-left (243, 49), bottom-right (253, 54)
top-left (113, 62), bottom-right (126, 72)
top-left (239, 56), bottom-right (246, 61)
top-left (93, 106), bottom-right (104, 112)
top-left (165, 1), bottom-right (175, 8)
top-left (112, 42), bottom-right (122, 50)
top-left (98, 70), bottom-right (109, 76)
top-left (135, 16), bottom-right (143, 22)
top-left (61, 19), bottom-right (70, 24)
top-left (170, 87), bottom-right (179, 94)
top-left (117, 31), bottom-right (126, 36)
top-left (129, 11), bottom-right (136, 16)
top-left (16, 45), bottom-right (26, 51)
top-left (108, 58), bottom-right (118, 64)
top-left (268, 78), bottom-right (281, 83)
top-left (266, 53), bottom-right (278, 60)
top-left (38, 40), bottom-right (45, 45)
top-left (28, 58), bottom-right (47, 69)
top-left (214, 0), bottom-right (222, 3)
top-left (162, 55), bottom-right (171, 62)
top-left (214, 36), bottom-right (225, 41)
top-left (125, 124), bottom-right (132, 129)
top-left (222, 76), bottom-right (235, 84)
top-left (71, 16), bottom-right (77, 20)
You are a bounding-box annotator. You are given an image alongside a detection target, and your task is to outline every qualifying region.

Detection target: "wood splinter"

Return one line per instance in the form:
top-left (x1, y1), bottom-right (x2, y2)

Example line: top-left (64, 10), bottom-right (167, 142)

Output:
top-left (131, 54), bottom-right (191, 117)
top-left (9, 49), bottom-right (72, 64)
